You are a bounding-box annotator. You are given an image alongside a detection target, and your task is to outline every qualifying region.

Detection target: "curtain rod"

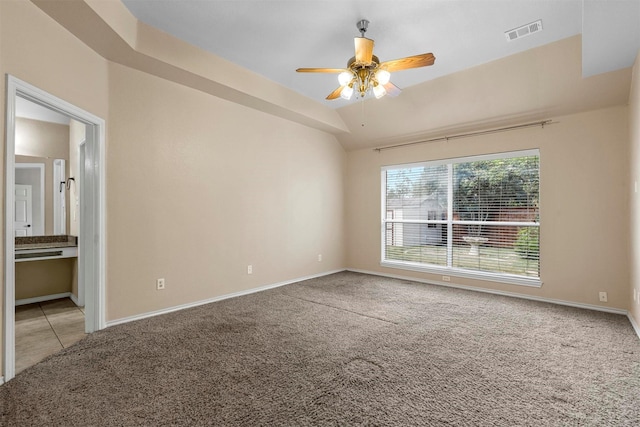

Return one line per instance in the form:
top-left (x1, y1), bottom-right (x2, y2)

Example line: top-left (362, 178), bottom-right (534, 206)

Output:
top-left (373, 119), bottom-right (553, 152)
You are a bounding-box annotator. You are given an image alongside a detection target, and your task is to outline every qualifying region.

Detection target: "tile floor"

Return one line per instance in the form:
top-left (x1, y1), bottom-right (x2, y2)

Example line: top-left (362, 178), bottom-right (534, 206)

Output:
top-left (15, 298), bottom-right (86, 374)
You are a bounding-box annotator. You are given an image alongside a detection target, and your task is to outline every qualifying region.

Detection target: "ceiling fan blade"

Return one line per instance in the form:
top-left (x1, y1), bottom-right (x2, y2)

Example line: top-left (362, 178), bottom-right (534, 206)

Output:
top-left (354, 37), bottom-right (374, 64)
top-left (383, 82), bottom-right (402, 97)
top-left (326, 86), bottom-right (345, 100)
top-left (296, 68), bottom-right (347, 73)
top-left (380, 53), bottom-right (435, 72)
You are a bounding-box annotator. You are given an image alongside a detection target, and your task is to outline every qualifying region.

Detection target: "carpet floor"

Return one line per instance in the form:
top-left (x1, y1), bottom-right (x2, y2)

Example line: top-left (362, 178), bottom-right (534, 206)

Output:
top-left (1, 271), bottom-right (639, 426)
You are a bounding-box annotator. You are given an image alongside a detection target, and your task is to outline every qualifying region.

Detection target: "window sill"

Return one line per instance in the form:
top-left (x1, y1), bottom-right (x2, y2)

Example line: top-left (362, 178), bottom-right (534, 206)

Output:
top-left (380, 260), bottom-right (542, 288)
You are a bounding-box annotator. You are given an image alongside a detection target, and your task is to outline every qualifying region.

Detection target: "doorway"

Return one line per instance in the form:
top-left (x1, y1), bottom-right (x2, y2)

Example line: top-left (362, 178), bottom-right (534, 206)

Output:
top-left (3, 75), bottom-right (106, 383)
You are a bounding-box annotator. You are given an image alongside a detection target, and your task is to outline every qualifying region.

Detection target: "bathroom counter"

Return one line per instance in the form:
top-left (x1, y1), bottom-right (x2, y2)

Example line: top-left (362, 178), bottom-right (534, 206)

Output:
top-left (15, 236), bottom-right (78, 262)
top-left (16, 242), bottom-right (78, 250)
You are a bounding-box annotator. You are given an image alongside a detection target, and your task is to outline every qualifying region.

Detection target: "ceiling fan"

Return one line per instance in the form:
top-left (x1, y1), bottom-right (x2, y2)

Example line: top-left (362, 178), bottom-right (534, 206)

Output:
top-left (296, 19), bottom-right (435, 101)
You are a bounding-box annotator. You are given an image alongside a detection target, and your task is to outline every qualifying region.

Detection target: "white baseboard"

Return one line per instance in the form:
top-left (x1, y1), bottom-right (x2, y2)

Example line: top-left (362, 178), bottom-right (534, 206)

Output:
top-left (15, 292), bottom-right (72, 306)
top-left (106, 269), bottom-right (345, 328)
top-left (69, 293), bottom-right (81, 307)
top-left (0, 375), bottom-right (4, 385)
top-left (347, 268), bottom-right (629, 316)
top-left (628, 313), bottom-right (640, 340)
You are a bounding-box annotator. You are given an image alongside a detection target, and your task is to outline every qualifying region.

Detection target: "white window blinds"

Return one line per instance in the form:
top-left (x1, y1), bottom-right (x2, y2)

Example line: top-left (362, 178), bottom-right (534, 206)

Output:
top-left (382, 150), bottom-right (540, 285)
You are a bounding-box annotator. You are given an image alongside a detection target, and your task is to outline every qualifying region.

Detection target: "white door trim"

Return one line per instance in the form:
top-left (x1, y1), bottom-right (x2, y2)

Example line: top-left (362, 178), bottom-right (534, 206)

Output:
top-left (78, 144), bottom-right (86, 308)
top-left (3, 75), bottom-right (106, 382)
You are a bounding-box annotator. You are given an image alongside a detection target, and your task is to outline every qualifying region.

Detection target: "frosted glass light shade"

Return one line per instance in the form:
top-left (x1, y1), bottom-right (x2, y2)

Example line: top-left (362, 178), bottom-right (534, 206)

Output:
top-left (340, 85), bottom-right (354, 100)
top-left (338, 71), bottom-right (353, 87)
top-left (376, 69), bottom-right (391, 85)
top-left (373, 84), bottom-right (386, 99)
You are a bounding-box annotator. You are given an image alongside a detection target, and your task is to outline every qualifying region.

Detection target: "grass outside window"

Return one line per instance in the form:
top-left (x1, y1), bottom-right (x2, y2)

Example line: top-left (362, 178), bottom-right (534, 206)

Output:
top-left (385, 244), bottom-right (539, 278)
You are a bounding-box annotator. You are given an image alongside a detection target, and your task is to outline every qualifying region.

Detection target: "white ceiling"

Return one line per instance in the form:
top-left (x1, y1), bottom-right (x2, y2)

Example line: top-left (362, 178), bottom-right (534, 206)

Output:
top-left (121, 0), bottom-right (639, 109)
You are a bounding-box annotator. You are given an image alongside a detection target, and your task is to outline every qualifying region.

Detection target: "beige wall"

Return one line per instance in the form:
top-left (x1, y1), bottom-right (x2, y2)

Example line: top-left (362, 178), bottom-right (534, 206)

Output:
top-left (106, 62), bottom-right (345, 320)
top-left (346, 105), bottom-right (630, 309)
top-left (629, 50), bottom-right (640, 328)
top-left (15, 117), bottom-right (69, 159)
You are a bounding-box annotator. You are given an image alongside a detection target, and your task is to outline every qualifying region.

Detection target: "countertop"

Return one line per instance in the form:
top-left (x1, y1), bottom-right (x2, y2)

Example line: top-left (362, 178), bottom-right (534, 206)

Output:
top-left (15, 235), bottom-right (78, 251)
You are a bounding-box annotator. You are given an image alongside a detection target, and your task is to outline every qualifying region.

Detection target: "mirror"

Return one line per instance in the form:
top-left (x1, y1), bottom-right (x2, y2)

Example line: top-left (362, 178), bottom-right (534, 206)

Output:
top-left (14, 96), bottom-right (84, 237)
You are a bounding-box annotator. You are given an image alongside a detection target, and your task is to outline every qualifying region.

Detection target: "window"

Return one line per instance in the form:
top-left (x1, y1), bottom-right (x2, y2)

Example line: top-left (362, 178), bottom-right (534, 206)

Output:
top-left (381, 150), bottom-right (540, 286)
top-left (427, 211), bottom-right (437, 228)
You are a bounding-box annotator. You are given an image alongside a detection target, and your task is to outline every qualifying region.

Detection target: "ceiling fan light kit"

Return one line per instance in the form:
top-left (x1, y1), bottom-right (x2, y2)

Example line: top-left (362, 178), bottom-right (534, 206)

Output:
top-left (296, 19), bottom-right (435, 101)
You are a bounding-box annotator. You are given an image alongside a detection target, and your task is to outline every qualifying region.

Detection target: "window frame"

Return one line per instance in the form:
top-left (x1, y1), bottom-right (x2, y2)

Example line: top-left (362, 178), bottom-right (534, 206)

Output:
top-left (380, 149), bottom-right (541, 287)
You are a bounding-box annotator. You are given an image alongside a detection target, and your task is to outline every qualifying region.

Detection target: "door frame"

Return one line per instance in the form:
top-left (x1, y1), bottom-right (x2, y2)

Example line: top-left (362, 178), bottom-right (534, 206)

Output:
top-left (3, 75), bottom-right (106, 382)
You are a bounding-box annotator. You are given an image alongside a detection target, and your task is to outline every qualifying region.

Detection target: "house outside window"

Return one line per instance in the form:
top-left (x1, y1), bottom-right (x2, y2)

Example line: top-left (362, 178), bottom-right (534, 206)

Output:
top-left (381, 149), bottom-right (540, 287)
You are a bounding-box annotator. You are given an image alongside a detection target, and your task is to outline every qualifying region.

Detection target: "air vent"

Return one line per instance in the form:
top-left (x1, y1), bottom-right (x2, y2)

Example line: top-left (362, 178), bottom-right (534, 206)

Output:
top-left (505, 20), bottom-right (543, 42)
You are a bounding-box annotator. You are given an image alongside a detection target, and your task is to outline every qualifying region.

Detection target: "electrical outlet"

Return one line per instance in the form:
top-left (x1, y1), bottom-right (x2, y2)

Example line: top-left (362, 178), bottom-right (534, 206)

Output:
top-left (156, 278), bottom-right (165, 290)
top-left (442, 275), bottom-right (451, 282)
top-left (598, 291), bottom-right (608, 303)
top-left (318, 254), bottom-right (322, 262)
top-left (247, 265), bottom-right (253, 275)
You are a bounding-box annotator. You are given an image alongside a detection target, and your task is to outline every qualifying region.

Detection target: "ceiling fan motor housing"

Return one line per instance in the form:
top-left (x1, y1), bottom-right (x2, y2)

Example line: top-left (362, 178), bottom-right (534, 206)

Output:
top-left (346, 55), bottom-right (381, 97)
